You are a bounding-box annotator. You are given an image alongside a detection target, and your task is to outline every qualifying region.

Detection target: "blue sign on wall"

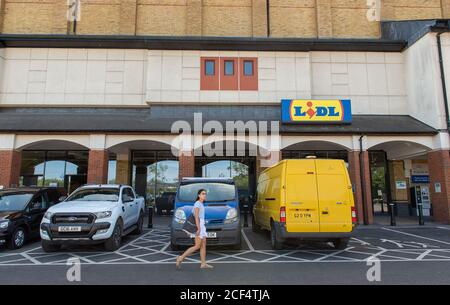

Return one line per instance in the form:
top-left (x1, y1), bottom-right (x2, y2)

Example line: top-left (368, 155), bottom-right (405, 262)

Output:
top-left (281, 99), bottom-right (352, 124)
top-left (411, 175), bottom-right (430, 184)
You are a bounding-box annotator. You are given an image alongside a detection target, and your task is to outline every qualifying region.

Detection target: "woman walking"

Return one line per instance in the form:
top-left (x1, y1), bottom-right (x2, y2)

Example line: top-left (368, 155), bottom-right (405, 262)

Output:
top-left (176, 189), bottom-right (214, 269)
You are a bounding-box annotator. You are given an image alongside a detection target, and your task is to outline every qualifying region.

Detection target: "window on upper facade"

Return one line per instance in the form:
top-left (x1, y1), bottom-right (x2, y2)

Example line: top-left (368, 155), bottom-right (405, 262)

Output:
top-left (224, 60), bottom-right (234, 76)
top-left (243, 60), bottom-right (254, 76)
top-left (205, 60), bottom-right (215, 76)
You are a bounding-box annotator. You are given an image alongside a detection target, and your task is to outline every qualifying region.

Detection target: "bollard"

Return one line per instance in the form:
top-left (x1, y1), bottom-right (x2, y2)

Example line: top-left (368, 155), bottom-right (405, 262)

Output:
top-left (389, 203), bottom-right (396, 226)
top-left (243, 205), bottom-right (249, 228)
top-left (148, 206), bottom-right (153, 229)
top-left (418, 203), bottom-right (425, 226)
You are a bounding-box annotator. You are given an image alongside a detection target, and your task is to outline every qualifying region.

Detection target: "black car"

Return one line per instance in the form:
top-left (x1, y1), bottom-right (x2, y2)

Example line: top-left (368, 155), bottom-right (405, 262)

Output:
top-left (155, 192), bottom-right (176, 215)
top-left (0, 187), bottom-right (67, 249)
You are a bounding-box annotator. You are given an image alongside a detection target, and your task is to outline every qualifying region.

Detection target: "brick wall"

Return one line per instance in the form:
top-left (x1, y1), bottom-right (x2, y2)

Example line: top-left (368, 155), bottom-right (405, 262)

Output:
top-left (0, 150), bottom-right (21, 188)
top-left (348, 150), bottom-right (373, 225)
top-left (428, 150), bottom-right (450, 224)
top-left (1, 0), bottom-right (449, 38)
top-left (87, 150), bottom-right (109, 184)
top-left (179, 151), bottom-right (195, 179)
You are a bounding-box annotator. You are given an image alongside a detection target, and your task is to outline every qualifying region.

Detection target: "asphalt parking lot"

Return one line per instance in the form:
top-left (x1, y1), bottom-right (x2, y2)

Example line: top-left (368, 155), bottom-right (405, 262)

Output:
top-left (1, 216), bottom-right (450, 285)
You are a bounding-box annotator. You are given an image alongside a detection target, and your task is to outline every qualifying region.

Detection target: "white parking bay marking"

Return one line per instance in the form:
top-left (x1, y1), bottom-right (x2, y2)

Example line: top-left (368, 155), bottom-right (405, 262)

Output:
top-left (241, 229), bottom-right (254, 251)
top-left (383, 228), bottom-right (450, 246)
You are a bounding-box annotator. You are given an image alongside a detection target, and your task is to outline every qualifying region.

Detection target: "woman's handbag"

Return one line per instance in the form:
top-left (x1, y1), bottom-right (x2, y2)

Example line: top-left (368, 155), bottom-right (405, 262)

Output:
top-left (182, 213), bottom-right (198, 235)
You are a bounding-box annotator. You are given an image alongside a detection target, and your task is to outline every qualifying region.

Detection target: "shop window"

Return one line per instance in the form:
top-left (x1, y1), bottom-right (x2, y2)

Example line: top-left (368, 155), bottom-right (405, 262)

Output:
top-left (220, 58), bottom-right (238, 90)
top-left (201, 57), bottom-right (220, 90)
top-left (20, 150), bottom-right (88, 193)
top-left (239, 58), bottom-right (258, 91)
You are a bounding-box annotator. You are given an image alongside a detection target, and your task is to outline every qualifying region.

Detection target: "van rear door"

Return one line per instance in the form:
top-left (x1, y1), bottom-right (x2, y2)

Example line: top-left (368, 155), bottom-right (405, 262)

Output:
top-left (316, 160), bottom-right (353, 233)
top-left (285, 160), bottom-right (320, 233)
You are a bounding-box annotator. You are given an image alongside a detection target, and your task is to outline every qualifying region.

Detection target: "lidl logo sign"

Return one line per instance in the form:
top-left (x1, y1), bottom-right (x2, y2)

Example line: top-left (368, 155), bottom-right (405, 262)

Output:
top-left (281, 99), bottom-right (352, 123)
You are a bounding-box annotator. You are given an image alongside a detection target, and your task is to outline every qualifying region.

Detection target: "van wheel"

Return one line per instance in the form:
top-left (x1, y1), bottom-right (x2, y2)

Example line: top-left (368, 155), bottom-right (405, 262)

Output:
top-left (8, 227), bottom-right (26, 250)
top-left (270, 223), bottom-right (283, 250)
top-left (41, 240), bottom-right (61, 253)
top-left (132, 212), bottom-right (144, 235)
top-left (105, 221), bottom-right (123, 252)
top-left (252, 216), bottom-right (262, 233)
top-left (333, 238), bottom-right (349, 250)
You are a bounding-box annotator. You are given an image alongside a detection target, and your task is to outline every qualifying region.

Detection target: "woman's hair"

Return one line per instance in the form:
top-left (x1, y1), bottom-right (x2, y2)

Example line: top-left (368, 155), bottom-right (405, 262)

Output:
top-left (196, 189), bottom-right (206, 202)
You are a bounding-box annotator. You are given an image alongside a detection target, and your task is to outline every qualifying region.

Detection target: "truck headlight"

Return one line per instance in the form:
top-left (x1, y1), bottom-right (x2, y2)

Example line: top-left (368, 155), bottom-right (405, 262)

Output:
top-left (0, 221), bottom-right (9, 230)
top-left (43, 211), bottom-right (53, 221)
top-left (224, 208), bottom-right (238, 224)
top-left (95, 211), bottom-right (112, 219)
top-left (174, 209), bottom-right (186, 224)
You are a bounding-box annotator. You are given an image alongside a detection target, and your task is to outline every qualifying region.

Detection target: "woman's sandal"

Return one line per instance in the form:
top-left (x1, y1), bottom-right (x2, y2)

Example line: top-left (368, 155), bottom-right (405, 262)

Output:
top-left (176, 256), bottom-right (183, 269)
top-left (200, 263), bottom-right (214, 269)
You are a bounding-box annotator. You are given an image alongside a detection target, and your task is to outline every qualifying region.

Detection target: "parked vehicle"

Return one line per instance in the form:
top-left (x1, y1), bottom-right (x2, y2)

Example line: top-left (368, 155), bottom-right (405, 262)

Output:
top-left (0, 187), bottom-right (67, 249)
top-left (155, 191), bottom-right (176, 215)
top-left (171, 178), bottom-right (241, 250)
top-left (253, 159), bottom-right (357, 250)
top-left (238, 189), bottom-right (252, 213)
top-left (40, 184), bottom-right (145, 252)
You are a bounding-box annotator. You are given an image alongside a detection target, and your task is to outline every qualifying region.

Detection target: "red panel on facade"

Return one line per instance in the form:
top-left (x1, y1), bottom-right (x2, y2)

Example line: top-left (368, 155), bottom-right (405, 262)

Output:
top-left (239, 58), bottom-right (258, 91)
top-left (200, 57), bottom-right (220, 91)
top-left (220, 57), bottom-right (239, 90)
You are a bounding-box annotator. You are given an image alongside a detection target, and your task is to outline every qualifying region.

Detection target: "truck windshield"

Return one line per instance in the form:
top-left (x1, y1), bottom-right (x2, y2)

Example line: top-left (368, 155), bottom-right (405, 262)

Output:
top-left (178, 183), bottom-right (236, 202)
top-left (0, 193), bottom-right (33, 211)
top-left (67, 188), bottom-right (120, 202)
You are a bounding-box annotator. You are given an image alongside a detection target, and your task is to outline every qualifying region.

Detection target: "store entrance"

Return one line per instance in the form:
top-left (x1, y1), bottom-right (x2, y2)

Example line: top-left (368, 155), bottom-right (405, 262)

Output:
top-left (195, 156), bottom-right (257, 210)
top-left (369, 151), bottom-right (391, 215)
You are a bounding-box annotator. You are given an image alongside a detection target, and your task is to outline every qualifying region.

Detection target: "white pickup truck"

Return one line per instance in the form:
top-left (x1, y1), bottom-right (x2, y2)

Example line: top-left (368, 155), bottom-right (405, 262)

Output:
top-left (40, 184), bottom-right (145, 252)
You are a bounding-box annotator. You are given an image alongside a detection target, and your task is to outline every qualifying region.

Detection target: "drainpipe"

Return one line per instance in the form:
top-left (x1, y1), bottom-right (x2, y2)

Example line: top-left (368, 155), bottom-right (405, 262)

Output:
top-left (266, 0), bottom-right (271, 37)
top-left (435, 23), bottom-right (450, 131)
top-left (359, 135), bottom-right (369, 225)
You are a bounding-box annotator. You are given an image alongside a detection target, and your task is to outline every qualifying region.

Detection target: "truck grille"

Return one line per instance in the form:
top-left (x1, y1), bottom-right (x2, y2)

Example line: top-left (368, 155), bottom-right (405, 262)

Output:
top-left (52, 214), bottom-right (95, 224)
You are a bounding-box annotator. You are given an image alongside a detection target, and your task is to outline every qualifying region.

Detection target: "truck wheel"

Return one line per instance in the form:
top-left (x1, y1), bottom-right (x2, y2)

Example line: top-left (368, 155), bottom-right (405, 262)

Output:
top-left (105, 221), bottom-right (123, 252)
top-left (252, 215), bottom-right (262, 233)
top-left (8, 227), bottom-right (26, 250)
top-left (270, 223), bottom-right (283, 250)
top-left (132, 212), bottom-right (144, 235)
top-left (333, 238), bottom-right (349, 250)
top-left (41, 240), bottom-right (61, 253)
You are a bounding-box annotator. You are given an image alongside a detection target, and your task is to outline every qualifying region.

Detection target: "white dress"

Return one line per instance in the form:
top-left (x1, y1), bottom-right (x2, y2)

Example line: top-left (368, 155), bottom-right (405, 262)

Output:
top-left (194, 201), bottom-right (207, 239)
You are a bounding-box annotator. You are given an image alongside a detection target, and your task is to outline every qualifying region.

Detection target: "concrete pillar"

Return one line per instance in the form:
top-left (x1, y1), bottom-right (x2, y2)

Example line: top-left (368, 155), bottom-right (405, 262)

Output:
top-left (428, 150), bottom-right (450, 223)
top-left (87, 150), bottom-right (109, 184)
top-left (316, 0), bottom-right (332, 38)
top-left (252, 0), bottom-right (268, 37)
top-left (348, 151), bottom-right (374, 225)
top-left (179, 150), bottom-right (195, 179)
top-left (257, 150), bottom-right (281, 176)
top-left (186, 0), bottom-right (203, 36)
top-left (0, 150), bottom-right (21, 189)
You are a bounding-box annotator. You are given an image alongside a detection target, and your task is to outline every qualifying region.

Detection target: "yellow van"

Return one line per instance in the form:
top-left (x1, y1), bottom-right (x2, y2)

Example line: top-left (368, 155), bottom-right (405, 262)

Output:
top-left (252, 159), bottom-right (357, 250)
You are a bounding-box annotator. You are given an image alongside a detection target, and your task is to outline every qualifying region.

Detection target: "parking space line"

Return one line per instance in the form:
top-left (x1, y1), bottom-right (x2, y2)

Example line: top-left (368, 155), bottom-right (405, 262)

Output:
top-left (20, 253), bottom-right (41, 265)
top-left (416, 250), bottom-right (433, 260)
top-left (383, 228), bottom-right (450, 246)
top-left (241, 229), bottom-right (254, 251)
top-left (314, 247), bottom-right (355, 261)
top-left (438, 226), bottom-right (450, 231)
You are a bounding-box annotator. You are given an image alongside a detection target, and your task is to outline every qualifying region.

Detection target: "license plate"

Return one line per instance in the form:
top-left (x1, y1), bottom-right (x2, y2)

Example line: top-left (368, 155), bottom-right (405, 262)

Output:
top-left (189, 232), bottom-right (218, 239)
top-left (58, 226), bottom-right (82, 232)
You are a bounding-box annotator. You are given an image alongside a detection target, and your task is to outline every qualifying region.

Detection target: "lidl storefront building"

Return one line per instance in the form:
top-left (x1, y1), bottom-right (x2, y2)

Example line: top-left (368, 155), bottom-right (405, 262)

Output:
top-left (0, 21), bottom-right (449, 225)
